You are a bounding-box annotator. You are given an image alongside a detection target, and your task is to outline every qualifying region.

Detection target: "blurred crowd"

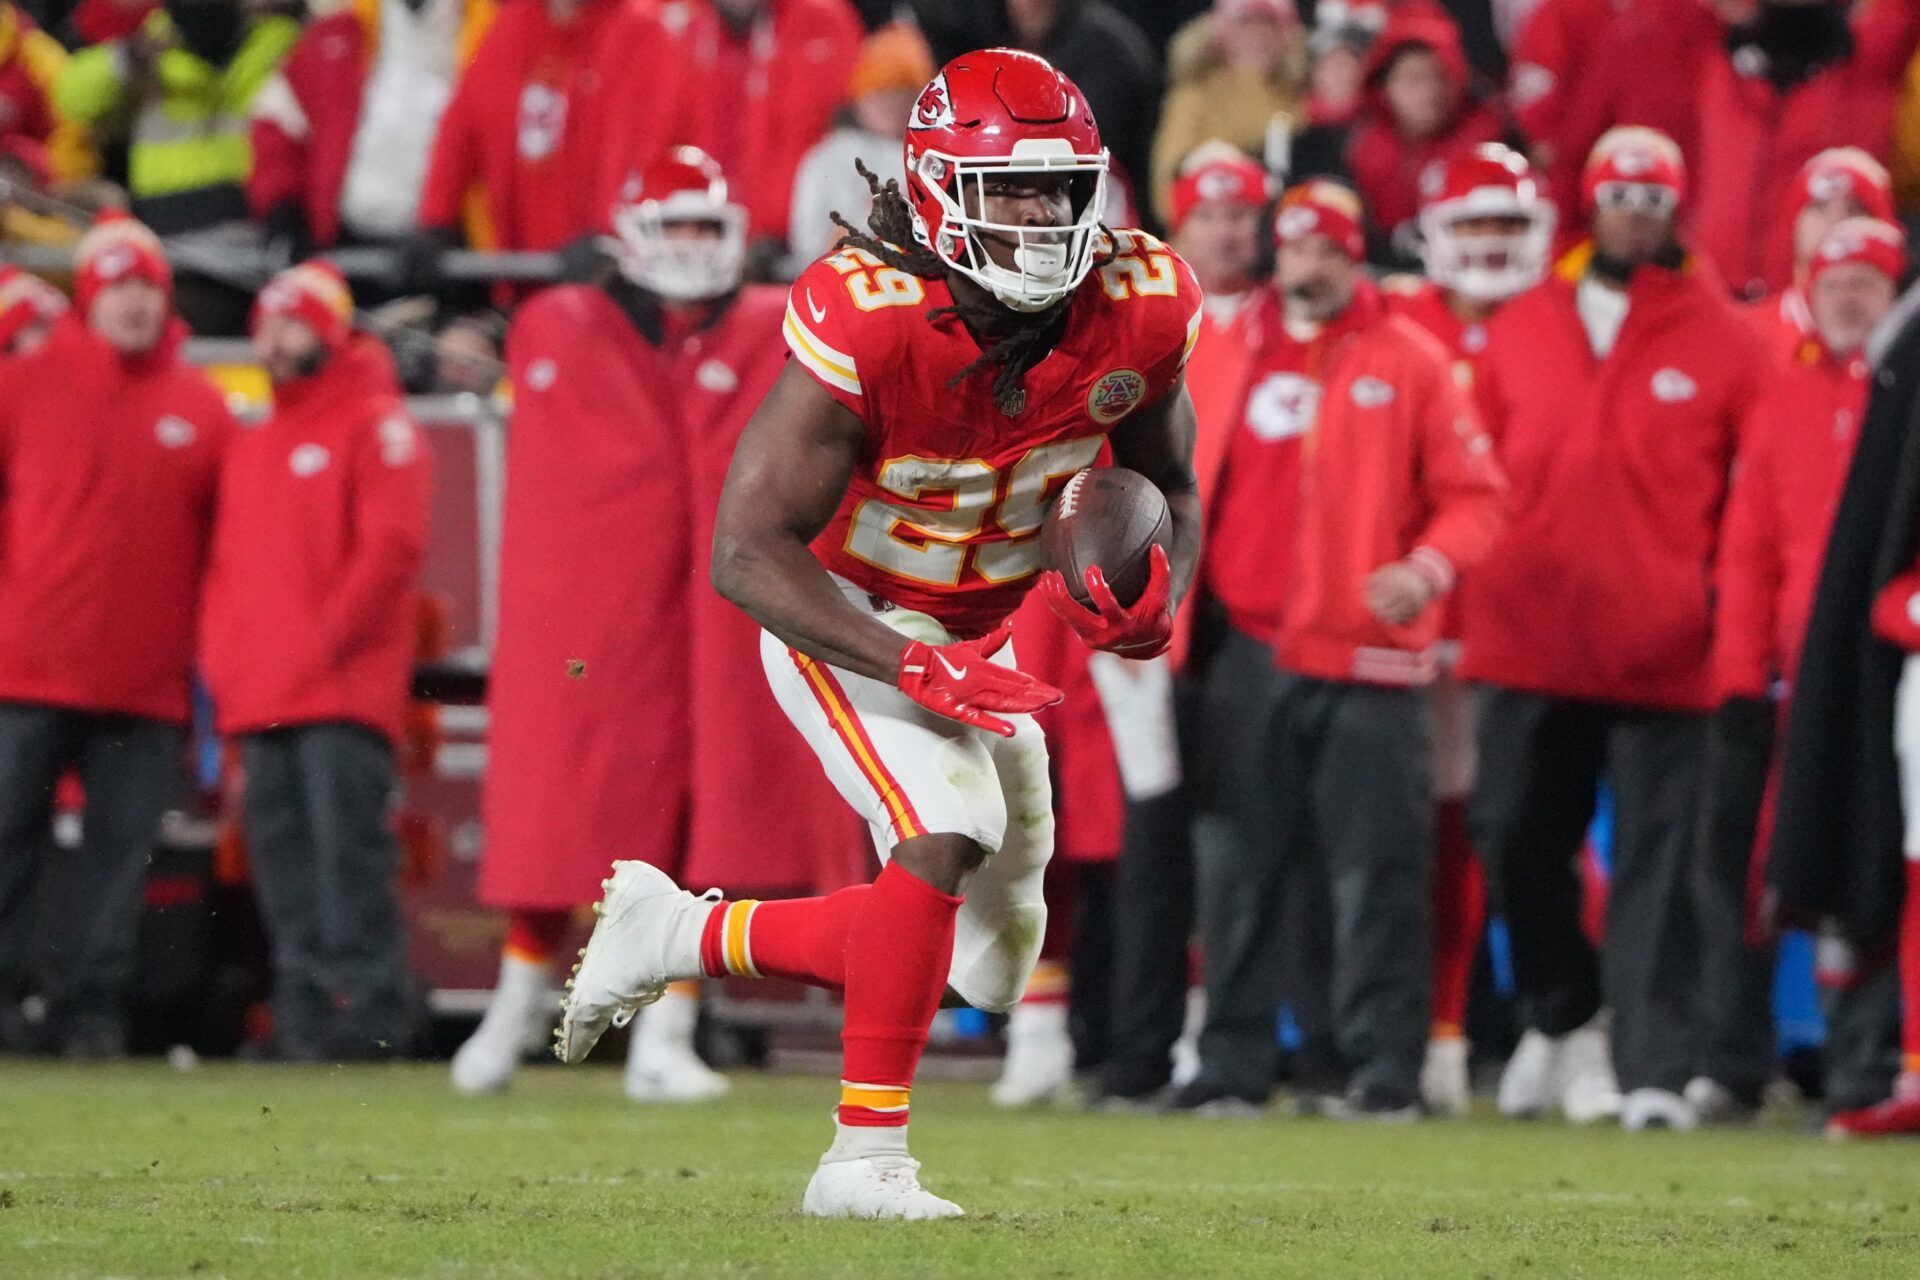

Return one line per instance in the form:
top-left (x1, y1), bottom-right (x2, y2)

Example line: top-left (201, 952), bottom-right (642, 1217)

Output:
top-left (3, 0), bottom-right (1920, 1140)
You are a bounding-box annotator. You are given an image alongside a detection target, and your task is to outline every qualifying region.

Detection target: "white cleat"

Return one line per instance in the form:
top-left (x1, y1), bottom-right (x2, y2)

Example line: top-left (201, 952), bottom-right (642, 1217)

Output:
top-left (452, 954), bottom-right (556, 1095)
top-left (1497, 1028), bottom-right (1562, 1119)
top-left (990, 1002), bottom-right (1075, 1108)
top-left (1621, 1087), bottom-right (1698, 1132)
top-left (1682, 1075), bottom-right (1755, 1125)
top-left (625, 991), bottom-right (730, 1103)
top-left (801, 1156), bottom-right (965, 1220)
top-left (555, 861), bottom-right (718, 1065)
top-left (1559, 1017), bottom-right (1623, 1125)
top-left (1421, 1036), bottom-right (1472, 1117)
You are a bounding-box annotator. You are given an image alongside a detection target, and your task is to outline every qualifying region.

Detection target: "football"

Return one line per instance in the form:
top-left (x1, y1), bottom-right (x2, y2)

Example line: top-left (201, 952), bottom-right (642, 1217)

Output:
top-left (1040, 466), bottom-right (1172, 608)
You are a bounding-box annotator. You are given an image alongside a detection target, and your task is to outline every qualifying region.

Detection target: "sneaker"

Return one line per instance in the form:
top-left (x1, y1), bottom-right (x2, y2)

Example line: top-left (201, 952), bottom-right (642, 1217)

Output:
top-left (1088, 1084), bottom-right (1169, 1114)
top-left (1826, 1077), bottom-right (1920, 1138)
top-left (1497, 1028), bottom-right (1562, 1119)
top-left (1288, 1089), bottom-right (1344, 1118)
top-left (1559, 1017), bottom-right (1623, 1125)
top-left (1329, 1081), bottom-right (1423, 1124)
top-left (555, 862), bottom-right (718, 1065)
top-left (452, 954), bottom-right (554, 1095)
top-left (624, 989), bottom-right (730, 1103)
top-left (1163, 1078), bottom-right (1266, 1117)
top-left (990, 1002), bottom-right (1075, 1108)
top-left (801, 1155), bottom-right (965, 1220)
top-left (1421, 1036), bottom-right (1472, 1117)
top-left (1682, 1076), bottom-right (1759, 1126)
top-left (1621, 1087), bottom-right (1697, 1132)
top-left (1094, 1058), bottom-right (1172, 1111)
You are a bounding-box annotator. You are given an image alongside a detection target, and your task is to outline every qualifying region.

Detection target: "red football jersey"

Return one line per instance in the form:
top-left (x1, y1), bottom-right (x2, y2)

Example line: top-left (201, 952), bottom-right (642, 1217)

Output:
top-left (1381, 276), bottom-right (1494, 385)
top-left (784, 230), bottom-right (1202, 637)
top-left (1382, 276), bottom-right (1500, 645)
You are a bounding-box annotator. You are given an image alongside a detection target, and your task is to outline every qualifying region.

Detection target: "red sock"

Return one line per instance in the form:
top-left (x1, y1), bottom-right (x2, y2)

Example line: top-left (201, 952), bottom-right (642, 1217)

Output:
top-left (1429, 799), bottom-right (1485, 1038)
top-left (504, 908), bottom-right (570, 965)
top-left (699, 885), bottom-right (870, 990)
top-left (837, 862), bottom-right (961, 1127)
top-left (1901, 862), bottom-right (1920, 1076)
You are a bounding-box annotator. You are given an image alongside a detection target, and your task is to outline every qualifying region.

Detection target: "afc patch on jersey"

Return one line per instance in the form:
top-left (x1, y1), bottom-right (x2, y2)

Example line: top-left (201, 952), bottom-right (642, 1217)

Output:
top-left (1087, 368), bottom-right (1147, 424)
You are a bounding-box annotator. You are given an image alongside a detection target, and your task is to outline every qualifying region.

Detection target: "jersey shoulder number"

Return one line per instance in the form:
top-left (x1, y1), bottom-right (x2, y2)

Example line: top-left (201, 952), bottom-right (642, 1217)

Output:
top-left (784, 246), bottom-right (931, 406)
top-left (1093, 228), bottom-right (1204, 375)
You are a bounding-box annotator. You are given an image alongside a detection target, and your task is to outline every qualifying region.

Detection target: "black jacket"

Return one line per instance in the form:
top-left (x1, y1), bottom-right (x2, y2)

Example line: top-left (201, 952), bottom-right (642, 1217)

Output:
top-left (1767, 292), bottom-right (1920, 943)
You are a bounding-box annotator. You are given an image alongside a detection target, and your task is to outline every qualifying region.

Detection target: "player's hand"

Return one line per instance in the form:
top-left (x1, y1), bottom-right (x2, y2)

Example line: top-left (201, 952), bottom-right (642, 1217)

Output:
top-left (1364, 559), bottom-right (1439, 628)
top-left (1039, 544), bottom-right (1174, 658)
top-left (897, 621), bottom-right (1062, 738)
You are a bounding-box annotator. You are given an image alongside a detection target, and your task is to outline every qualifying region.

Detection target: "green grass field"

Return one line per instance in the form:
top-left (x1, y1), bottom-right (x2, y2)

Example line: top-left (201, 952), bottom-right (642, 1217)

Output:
top-left (2, 1062), bottom-right (1917, 1279)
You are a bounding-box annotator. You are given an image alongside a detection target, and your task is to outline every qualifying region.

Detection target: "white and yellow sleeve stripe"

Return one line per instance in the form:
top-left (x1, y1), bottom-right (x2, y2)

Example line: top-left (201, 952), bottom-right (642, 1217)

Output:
top-left (1179, 302), bottom-right (1204, 368)
top-left (784, 301), bottom-right (862, 398)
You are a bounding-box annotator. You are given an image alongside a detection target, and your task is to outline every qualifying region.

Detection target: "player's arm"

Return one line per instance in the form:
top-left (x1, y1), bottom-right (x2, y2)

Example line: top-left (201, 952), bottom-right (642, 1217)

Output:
top-left (710, 362), bottom-right (911, 683)
top-left (1106, 373), bottom-right (1202, 608)
top-left (712, 364), bottom-right (1061, 736)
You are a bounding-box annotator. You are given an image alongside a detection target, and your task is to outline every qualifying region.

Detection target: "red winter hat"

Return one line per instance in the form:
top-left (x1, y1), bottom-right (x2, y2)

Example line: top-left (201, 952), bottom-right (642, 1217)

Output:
top-left (250, 261), bottom-right (354, 350)
top-left (1582, 126), bottom-right (1686, 212)
top-left (1273, 179), bottom-right (1365, 260)
top-left (1169, 146), bottom-right (1272, 230)
top-left (0, 265), bottom-right (68, 354)
top-left (1795, 147), bottom-right (1894, 223)
top-left (1807, 217), bottom-right (1907, 290)
top-left (73, 210), bottom-right (170, 313)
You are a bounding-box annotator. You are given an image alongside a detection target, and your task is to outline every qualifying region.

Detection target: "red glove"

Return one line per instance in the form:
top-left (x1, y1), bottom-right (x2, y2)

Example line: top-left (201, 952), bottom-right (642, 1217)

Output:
top-left (1039, 543), bottom-right (1174, 658)
top-left (897, 620), bottom-right (1063, 738)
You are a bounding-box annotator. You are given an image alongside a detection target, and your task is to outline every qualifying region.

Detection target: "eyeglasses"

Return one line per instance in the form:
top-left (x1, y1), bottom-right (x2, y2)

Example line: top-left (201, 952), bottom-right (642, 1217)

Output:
top-left (1593, 182), bottom-right (1677, 216)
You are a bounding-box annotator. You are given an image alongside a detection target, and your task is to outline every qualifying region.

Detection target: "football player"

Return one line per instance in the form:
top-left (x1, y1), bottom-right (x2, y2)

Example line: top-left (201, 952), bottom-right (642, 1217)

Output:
top-left (555, 48), bottom-right (1204, 1219)
top-left (1385, 142), bottom-right (1553, 1116)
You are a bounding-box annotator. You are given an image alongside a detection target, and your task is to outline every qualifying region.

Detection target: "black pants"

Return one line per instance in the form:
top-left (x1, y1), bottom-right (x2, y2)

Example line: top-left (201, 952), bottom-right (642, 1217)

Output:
top-left (0, 702), bottom-right (180, 1047)
top-left (1193, 629), bottom-right (1431, 1100)
top-left (1099, 677), bottom-right (1199, 1098)
top-left (1692, 699), bottom-right (1779, 1105)
top-left (1822, 961), bottom-right (1902, 1112)
top-left (241, 724), bottom-right (409, 1059)
top-left (1470, 688), bottom-right (1707, 1093)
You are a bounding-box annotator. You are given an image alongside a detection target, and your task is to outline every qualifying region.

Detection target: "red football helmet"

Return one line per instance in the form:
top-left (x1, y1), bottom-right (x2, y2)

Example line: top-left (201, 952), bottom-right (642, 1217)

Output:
top-left (903, 48), bottom-right (1109, 312)
top-left (1417, 143), bottom-right (1554, 303)
top-left (611, 146), bottom-right (747, 301)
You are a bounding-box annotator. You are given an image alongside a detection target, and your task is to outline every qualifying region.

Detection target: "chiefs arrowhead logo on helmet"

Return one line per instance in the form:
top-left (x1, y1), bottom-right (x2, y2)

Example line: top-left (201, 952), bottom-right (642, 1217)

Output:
top-left (911, 74), bottom-right (954, 131)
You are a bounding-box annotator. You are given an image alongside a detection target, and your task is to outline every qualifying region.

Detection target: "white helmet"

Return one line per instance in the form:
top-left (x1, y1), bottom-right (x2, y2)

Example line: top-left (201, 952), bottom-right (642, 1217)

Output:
top-left (1418, 143), bottom-right (1554, 303)
top-left (611, 146), bottom-right (747, 302)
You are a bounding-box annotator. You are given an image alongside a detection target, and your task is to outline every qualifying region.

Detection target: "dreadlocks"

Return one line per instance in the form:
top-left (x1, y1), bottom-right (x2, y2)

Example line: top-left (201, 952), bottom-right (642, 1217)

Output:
top-left (828, 159), bottom-right (1100, 417)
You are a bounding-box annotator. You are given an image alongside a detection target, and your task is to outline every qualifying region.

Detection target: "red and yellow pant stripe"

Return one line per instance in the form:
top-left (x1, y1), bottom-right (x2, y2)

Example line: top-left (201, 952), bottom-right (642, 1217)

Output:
top-left (839, 1079), bottom-right (911, 1127)
top-left (788, 650), bottom-right (926, 844)
top-left (702, 899), bottom-right (761, 978)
